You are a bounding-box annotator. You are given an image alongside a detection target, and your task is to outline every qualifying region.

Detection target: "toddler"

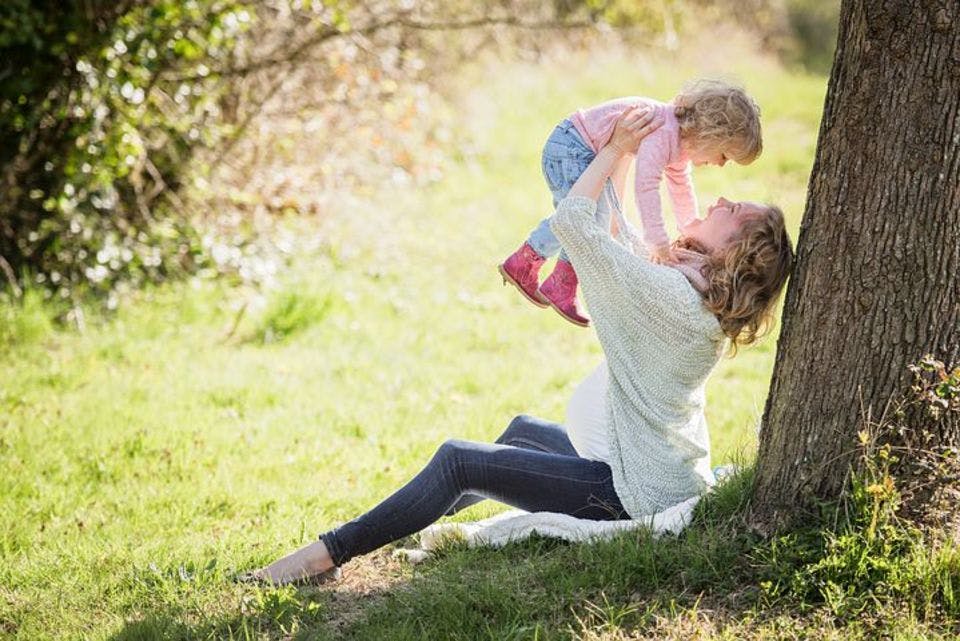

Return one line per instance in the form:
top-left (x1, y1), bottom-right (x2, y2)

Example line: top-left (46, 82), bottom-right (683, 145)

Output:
top-left (498, 79), bottom-right (762, 326)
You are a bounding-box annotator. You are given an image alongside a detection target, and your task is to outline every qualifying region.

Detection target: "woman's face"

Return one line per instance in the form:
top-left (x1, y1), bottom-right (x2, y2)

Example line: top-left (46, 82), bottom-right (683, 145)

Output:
top-left (684, 197), bottom-right (764, 252)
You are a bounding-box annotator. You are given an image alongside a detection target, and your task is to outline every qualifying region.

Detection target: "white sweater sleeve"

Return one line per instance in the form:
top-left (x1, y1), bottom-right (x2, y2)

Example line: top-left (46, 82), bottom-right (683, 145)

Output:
top-left (550, 196), bottom-right (704, 340)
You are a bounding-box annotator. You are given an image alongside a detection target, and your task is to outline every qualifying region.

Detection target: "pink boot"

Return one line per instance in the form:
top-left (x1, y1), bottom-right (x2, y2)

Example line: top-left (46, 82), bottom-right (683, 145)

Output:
top-left (498, 242), bottom-right (548, 308)
top-left (537, 259), bottom-right (590, 327)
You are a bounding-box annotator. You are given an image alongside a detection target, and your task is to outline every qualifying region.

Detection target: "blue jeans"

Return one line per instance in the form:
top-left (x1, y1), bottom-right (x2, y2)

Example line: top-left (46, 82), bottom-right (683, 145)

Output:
top-left (319, 415), bottom-right (628, 566)
top-left (527, 119), bottom-right (621, 262)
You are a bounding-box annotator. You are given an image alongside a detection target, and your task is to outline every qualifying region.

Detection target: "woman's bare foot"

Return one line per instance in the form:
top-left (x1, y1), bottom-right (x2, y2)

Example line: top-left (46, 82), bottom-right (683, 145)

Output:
top-left (251, 540), bottom-right (337, 585)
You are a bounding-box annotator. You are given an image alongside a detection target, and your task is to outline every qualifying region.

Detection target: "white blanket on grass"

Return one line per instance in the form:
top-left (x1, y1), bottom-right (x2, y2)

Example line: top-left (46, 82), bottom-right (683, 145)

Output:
top-left (393, 495), bottom-right (701, 564)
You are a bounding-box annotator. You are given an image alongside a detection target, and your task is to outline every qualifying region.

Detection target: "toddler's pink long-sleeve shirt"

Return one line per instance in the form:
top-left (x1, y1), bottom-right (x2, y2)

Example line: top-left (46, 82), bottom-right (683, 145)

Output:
top-left (569, 98), bottom-right (697, 249)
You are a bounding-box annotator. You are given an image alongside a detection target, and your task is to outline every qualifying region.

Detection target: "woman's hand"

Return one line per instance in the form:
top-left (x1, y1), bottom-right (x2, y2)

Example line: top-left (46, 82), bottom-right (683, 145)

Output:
top-left (608, 107), bottom-right (664, 157)
top-left (566, 108), bottom-right (663, 201)
top-left (648, 244), bottom-right (675, 265)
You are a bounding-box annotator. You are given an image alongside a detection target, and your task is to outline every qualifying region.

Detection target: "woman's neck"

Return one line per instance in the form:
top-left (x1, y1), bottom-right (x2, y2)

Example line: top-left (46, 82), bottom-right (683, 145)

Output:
top-left (668, 241), bottom-right (711, 294)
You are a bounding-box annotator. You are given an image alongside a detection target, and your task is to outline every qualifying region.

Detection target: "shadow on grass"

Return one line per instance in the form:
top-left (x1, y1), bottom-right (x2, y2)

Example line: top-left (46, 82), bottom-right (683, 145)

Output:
top-left (107, 553), bottom-right (412, 641)
top-left (106, 471), bottom-right (773, 641)
top-left (331, 470), bottom-right (769, 640)
top-left (104, 464), bottom-right (960, 640)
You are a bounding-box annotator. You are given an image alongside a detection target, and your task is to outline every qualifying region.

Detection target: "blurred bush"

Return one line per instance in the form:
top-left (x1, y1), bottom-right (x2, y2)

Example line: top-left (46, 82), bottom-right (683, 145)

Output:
top-left (565, 0), bottom-right (838, 70)
top-left (686, 0), bottom-right (839, 72)
top-left (1, 0), bottom-right (250, 306)
top-left (782, 0), bottom-right (840, 72)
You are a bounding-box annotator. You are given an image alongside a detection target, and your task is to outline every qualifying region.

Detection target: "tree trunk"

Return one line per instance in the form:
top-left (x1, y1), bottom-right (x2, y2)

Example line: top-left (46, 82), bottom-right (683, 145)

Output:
top-left (751, 0), bottom-right (960, 530)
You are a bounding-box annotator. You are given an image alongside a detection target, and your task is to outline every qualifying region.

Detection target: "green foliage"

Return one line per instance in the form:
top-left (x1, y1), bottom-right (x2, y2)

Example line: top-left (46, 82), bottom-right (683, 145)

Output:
top-left (756, 358), bottom-right (960, 622)
top-left (909, 355), bottom-right (960, 419)
top-left (1, 0), bottom-right (251, 301)
top-left (1, 0), bottom-right (576, 306)
top-left (579, 0), bottom-right (677, 31)
top-left (757, 459), bottom-right (960, 622)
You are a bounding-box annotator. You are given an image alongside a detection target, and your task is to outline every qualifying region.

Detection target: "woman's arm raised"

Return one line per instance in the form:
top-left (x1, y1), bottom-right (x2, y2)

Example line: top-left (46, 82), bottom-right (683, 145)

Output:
top-left (550, 109), bottom-right (711, 346)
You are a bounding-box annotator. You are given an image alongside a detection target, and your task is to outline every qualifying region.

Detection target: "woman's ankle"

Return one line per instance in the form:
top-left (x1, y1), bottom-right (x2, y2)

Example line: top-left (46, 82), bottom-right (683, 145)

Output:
top-left (303, 540), bottom-right (336, 573)
top-left (262, 540), bottom-right (334, 578)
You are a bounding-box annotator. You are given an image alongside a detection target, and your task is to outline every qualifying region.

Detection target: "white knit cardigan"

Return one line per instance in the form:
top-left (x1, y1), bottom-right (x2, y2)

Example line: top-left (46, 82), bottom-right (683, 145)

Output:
top-left (550, 196), bottom-right (725, 518)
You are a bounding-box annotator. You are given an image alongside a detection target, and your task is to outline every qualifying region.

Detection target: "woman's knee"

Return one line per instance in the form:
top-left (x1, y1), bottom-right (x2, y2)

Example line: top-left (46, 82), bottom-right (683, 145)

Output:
top-left (497, 414), bottom-right (537, 444)
top-left (433, 438), bottom-right (472, 465)
top-left (431, 438), bottom-right (482, 489)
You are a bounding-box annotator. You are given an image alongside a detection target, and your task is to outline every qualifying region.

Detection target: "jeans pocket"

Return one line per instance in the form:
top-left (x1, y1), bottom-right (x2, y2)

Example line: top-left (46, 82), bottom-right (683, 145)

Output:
top-left (541, 157), bottom-right (564, 194)
top-left (543, 139), bottom-right (594, 161)
top-left (541, 155), bottom-right (591, 195)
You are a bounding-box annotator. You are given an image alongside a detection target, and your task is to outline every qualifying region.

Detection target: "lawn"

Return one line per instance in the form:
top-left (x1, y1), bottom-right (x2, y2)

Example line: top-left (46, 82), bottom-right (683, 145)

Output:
top-left (0, 34), bottom-right (851, 641)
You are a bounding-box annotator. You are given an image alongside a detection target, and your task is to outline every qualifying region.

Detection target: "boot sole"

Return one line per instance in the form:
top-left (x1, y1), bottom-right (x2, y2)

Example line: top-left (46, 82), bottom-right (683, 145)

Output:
top-left (546, 301), bottom-right (590, 327)
top-left (498, 264), bottom-right (549, 308)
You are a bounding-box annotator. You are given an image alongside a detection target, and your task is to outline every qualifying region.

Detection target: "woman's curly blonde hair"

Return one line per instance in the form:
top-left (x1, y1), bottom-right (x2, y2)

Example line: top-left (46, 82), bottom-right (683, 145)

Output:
top-left (675, 205), bottom-right (794, 353)
top-left (675, 79), bottom-right (762, 164)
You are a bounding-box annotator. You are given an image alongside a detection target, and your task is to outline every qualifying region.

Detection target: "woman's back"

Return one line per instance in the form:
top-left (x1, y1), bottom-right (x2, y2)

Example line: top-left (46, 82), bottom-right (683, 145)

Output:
top-left (551, 195), bottom-right (723, 516)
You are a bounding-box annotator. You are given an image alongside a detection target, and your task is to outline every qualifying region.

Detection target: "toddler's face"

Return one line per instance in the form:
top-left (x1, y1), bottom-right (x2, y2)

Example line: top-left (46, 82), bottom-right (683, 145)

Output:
top-left (688, 144), bottom-right (728, 167)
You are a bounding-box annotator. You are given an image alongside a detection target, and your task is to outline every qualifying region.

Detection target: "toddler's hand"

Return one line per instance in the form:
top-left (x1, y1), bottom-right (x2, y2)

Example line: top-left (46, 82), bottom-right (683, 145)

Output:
top-left (609, 106), bottom-right (664, 156)
top-left (648, 244), bottom-right (674, 265)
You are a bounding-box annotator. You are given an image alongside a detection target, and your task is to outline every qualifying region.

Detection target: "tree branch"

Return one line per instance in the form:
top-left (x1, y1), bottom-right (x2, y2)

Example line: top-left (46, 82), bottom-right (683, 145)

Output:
top-left (0, 253), bottom-right (22, 298)
top-left (174, 14), bottom-right (596, 81)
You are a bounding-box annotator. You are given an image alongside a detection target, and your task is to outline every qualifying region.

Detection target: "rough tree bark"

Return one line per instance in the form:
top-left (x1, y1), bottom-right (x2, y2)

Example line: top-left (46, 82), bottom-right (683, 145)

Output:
top-left (751, 0), bottom-right (960, 529)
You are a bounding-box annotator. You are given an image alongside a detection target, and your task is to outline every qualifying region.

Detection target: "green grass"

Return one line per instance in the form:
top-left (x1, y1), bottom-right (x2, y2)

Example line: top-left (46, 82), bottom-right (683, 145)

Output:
top-left (3, 33), bottom-right (956, 641)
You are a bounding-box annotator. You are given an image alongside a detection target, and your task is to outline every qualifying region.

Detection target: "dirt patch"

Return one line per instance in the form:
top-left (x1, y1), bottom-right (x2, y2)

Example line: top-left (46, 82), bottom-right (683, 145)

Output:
top-left (310, 548), bottom-right (420, 637)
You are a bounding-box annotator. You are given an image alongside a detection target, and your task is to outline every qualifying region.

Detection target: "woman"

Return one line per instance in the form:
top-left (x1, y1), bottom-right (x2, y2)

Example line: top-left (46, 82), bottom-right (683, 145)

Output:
top-left (242, 108), bottom-right (794, 585)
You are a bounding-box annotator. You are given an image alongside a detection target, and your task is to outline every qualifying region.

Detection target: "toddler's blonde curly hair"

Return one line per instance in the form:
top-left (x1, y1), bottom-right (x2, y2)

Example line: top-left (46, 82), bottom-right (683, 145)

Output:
top-left (675, 79), bottom-right (763, 164)
top-left (675, 205), bottom-right (793, 353)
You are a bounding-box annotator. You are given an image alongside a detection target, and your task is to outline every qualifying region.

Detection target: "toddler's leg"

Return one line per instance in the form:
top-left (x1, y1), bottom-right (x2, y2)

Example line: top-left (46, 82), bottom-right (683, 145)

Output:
top-left (526, 121), bottom-right (595, 259)
top-left (555, 176), bottom-right (618, 263)
top-left (538, 176), bottom-right (619, 327)
top-left (526, 216), bottom-right (563, 260)
top-left (503, 120), bottom-right (595, 318)
top-left (596, 176), bottom-right (619, 239)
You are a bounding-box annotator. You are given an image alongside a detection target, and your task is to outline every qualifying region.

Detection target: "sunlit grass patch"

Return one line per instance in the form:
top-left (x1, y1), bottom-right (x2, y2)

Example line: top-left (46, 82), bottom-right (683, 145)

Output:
top-left (0, 288), bottom-right (55, 350)
top-left (248, 287), bottom-right (338, 345)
